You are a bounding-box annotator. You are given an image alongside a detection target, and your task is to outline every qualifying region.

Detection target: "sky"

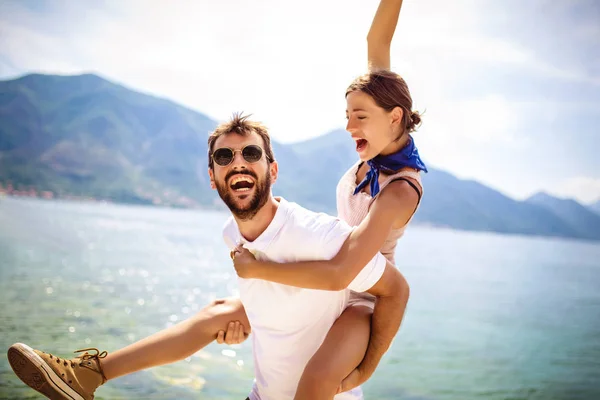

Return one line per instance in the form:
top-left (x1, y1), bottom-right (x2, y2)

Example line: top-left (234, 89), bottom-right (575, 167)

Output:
top-left (1, 0), bottom-right (599, 204)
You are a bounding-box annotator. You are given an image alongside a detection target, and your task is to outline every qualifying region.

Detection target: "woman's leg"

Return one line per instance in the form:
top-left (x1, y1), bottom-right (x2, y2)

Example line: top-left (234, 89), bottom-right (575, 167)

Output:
top-left (8, 297), bottom-right (249, 400)
top-left (103, 297), bottom-right (249, 380)
top-left (294, 305), bottom-right (372, 400)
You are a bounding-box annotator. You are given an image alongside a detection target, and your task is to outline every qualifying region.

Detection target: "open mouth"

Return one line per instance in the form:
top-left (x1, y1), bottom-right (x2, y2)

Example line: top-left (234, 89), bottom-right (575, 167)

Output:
top-left (229, 176), bottom-right (256, 192)
top-left (355, 138), bottom-right (368, 152)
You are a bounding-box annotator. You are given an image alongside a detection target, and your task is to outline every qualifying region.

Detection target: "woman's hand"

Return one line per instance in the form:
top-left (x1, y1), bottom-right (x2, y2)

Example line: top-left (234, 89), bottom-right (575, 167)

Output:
top-left (232, 244), bottom-right (259, 279)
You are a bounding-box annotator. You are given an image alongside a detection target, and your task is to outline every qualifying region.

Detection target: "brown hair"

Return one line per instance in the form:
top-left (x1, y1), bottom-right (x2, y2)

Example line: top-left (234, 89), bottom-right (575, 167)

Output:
top-left (346, 70), bottom-right (422, 135)
top-left (207, 112), bottom-right (275, 169)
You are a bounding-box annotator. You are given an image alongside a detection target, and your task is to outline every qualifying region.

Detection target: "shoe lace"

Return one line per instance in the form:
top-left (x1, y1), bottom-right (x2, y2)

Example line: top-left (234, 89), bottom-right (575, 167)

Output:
top-left (46, 348), bottom-right (108, 370)
top-left (75, 348), bottom-right (109, 383)
top-left (75, 347), bottom-right (108, 361)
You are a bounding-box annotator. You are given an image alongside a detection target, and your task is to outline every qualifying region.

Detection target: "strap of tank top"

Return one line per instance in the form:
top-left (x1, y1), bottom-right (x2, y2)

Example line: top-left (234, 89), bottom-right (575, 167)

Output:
top-left (389, 177), bottom-right (422, 203)
top-left (374, 170), bottom-right (422, 196)
top-left (384, 169), bottom-right (422, 186)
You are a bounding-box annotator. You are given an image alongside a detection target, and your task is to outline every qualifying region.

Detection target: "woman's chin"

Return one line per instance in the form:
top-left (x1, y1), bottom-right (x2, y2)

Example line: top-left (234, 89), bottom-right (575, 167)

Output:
top-left (357, 147), bottom-right (376, 161)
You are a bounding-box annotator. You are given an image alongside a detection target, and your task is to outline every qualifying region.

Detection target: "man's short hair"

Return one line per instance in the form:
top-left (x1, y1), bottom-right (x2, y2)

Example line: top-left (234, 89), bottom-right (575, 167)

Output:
top-left (207, 112), bottom-right (275, 169)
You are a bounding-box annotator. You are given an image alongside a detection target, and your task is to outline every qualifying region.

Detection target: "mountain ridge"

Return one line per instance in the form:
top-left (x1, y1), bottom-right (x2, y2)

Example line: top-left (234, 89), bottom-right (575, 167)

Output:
top-left (1, 73), bottom-right (598, 241)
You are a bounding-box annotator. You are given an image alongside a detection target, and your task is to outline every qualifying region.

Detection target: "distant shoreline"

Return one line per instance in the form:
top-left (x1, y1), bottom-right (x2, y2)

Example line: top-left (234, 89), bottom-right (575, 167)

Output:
top-left (3, 193), bottom-right (598, 245)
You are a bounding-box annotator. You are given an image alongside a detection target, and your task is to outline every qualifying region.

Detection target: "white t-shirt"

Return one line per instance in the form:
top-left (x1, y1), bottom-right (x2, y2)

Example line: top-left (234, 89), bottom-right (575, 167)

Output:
top-left (222, 197), bottom-right (387, 400)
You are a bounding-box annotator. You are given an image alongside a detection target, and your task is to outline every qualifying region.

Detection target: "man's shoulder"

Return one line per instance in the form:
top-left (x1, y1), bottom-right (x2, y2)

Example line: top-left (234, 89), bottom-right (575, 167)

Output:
top-left (283, 200), bottom-right (352, 240)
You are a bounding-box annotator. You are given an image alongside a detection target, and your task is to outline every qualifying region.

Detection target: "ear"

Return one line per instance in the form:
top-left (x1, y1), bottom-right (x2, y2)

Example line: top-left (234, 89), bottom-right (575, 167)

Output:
top-left (208, 168), bottom-right (216, 190)
top-left (391, 106), bottom-right (403, 128)
top-left (269, 160), bottom-right (279, 184)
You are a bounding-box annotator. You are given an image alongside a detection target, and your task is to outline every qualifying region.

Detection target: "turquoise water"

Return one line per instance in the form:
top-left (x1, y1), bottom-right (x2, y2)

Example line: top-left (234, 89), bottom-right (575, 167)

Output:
top-left (1, 197), bottom-right (599, 400)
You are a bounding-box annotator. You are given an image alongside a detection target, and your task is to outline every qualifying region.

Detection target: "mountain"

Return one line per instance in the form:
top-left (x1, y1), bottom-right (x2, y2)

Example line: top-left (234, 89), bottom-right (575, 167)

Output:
top-left (416, 171), bottom-right (582, 237)
top-left (526, 193), bottom-right (600, 240)
top-left (588, 200), bottom-right (600, 216)
top-left (291, 134), bottom-right (585, 239)
top-left (0, 73), bottom-right (216, 207)
top-left (1, 73), bottom-right (599, 241)
top-left (287, 129), bottom-right (357, 213)
top-left (0, 73), bottom-right (345, 211)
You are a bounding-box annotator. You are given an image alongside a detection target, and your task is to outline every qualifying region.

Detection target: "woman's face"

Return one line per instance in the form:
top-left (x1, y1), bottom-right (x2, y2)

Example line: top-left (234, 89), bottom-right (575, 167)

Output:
top-left (345, 90), bottom-right (403, 161)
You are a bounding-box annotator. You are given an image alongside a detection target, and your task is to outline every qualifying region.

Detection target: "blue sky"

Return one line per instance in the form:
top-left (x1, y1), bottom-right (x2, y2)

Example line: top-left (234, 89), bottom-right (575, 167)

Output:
top-left (1, 0), bottom-right (599, 203)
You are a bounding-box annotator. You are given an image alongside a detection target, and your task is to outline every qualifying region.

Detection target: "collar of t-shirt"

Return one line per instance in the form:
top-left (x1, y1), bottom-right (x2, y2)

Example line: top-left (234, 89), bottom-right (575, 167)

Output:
top-left (233, 196), bottom-right (291, 253)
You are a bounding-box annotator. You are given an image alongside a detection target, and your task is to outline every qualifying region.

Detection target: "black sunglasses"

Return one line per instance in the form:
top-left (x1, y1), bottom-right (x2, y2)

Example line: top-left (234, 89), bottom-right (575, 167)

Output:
top-left (212, 144), bottom-right (265, 167)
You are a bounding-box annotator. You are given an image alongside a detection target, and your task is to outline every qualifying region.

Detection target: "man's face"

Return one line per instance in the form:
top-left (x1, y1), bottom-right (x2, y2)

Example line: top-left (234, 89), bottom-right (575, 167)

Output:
top-left (209, 131), bottom-right (278, 221)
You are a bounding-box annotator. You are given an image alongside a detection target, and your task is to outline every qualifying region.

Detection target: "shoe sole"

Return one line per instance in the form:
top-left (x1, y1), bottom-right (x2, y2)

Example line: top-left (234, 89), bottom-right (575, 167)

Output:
top-left (7, 343), bottom-right (85, 400)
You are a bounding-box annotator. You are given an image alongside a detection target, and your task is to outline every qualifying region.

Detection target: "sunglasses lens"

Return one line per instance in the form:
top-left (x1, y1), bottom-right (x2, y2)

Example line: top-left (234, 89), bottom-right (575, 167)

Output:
top-left (213, 148), bottom-right (234, 166)
top-left (243, 145), bottom-right (263, 163)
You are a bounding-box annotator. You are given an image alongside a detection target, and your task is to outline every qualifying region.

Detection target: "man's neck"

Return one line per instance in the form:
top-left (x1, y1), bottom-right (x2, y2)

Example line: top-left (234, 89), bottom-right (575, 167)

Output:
top-left (235, 195), bottom-right (280, 242)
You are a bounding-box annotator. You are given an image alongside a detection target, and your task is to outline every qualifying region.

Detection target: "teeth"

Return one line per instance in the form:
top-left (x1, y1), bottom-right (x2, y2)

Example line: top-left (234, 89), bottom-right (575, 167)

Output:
top-left (230, 176), bottom-right (255, 192)
top-left (231, 176), bottom-right (254, 185)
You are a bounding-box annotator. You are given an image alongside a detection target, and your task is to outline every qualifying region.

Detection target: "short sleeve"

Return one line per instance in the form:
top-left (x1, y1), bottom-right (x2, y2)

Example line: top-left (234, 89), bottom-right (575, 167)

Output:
top-left (318, 216), bottom-right (387, 292)
top-left (346, 251), bottom-right (386, 292)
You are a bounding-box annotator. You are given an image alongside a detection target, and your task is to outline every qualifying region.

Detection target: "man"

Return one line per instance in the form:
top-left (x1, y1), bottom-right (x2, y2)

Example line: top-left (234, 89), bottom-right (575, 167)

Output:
top-left (8, 113), bottom-right (409, 400)
top-left (208, 113), bottom-right (409, 399)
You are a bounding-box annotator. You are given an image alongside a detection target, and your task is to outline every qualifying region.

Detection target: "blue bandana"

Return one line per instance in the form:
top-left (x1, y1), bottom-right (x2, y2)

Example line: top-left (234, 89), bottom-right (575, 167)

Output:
top-left (353, 135), bottom-right (427, 197)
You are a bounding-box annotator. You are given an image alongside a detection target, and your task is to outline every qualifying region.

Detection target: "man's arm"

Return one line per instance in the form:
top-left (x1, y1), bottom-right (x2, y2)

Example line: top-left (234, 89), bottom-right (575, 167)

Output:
top-left (343, 260), bottom-right (410, 389)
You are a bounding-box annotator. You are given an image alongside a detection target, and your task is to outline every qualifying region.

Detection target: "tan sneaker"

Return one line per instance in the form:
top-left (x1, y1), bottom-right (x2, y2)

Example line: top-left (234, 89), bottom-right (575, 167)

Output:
top-left (7, 343), bottom-right (108, 400)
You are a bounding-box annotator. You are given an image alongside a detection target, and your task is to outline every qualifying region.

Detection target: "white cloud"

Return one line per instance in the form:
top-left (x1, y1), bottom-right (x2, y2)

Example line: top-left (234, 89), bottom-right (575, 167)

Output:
top-left (1, 0), bottom-right (585, 144)
top-left (423, 95), bottom-right (521, 143)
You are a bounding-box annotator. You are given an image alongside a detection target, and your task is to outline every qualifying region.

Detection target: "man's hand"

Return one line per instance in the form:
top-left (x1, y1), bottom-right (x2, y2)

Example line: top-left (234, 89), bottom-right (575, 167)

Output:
top-left (216, 320), bottom-right (249, 345)
top-left (336, 367), bottom-right (367, 394)
top-left (232, 244), bottom-right (259, 279)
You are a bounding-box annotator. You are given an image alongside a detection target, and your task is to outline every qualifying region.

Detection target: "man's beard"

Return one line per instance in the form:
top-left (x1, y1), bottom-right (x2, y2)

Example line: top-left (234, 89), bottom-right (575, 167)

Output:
top-left (215, 170), bottom-right (272, 221)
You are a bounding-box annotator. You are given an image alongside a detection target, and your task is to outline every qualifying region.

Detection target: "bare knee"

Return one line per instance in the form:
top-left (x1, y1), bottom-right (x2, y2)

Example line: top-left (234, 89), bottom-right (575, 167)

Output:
top-left (297, 306), bottom-right (372, 397)
top-left (295, 356), bottom-right (341, 400)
